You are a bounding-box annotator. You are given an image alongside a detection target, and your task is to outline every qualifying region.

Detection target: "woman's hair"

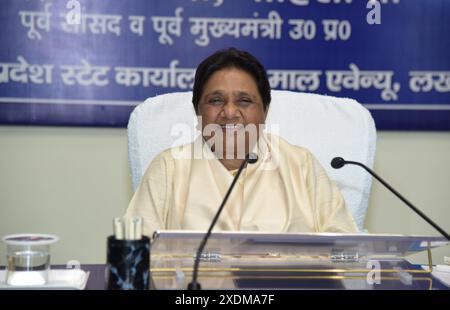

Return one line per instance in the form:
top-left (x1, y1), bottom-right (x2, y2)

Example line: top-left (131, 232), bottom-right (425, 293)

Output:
top-left (192, 47), bottom-right (271, 111)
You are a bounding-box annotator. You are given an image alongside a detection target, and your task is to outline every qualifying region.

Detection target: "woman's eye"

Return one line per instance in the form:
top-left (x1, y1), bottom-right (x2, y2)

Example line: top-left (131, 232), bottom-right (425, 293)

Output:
top-left (238, 98), bottom-right (252, 105)
top-left (209, 98), bottom-right (223, 105)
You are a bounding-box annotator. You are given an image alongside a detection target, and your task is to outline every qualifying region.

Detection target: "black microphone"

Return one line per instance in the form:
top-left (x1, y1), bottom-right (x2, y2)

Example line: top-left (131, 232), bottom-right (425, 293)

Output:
top-left (187, 152), bottom-right (258, 290)
top-left (331, 157), bottom-right (450, 240)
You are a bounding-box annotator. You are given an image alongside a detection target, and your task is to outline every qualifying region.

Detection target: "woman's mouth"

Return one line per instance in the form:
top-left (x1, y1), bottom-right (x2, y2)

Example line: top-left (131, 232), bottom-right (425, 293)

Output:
top-left (220, 123), bottom-right (245, 130)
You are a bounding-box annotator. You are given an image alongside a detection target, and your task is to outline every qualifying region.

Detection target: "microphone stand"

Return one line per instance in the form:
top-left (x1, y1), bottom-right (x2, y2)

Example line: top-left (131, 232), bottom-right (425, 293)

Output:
top-left (331, 157), bottom-right (450, 241)
top-left (187, 153), bottom-right (257, 290)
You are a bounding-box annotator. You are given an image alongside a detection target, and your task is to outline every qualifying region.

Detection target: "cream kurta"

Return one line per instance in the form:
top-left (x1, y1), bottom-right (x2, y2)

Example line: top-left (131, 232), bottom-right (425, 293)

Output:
top-left (125, 133), bottom-right (358, 237)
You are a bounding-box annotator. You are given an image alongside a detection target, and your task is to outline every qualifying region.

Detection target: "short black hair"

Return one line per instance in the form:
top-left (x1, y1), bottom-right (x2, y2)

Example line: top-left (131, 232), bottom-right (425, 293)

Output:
top-left (192, 47), bottom-right (271, 112)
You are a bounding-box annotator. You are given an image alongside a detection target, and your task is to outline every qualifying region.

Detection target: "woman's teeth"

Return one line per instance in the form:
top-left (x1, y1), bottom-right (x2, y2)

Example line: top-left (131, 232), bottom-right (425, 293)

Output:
top-left (221, 124), bottom-right (243, 129)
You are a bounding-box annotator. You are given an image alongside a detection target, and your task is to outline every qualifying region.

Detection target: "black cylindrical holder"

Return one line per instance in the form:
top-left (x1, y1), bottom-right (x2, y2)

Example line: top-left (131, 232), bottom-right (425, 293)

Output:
top-left (105, 235), bottom-right (150, 290)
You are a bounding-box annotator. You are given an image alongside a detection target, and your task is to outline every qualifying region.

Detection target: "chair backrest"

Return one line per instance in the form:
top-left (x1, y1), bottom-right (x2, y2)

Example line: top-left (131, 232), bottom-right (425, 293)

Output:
top-left (127, 90), bottom-right (376, 230)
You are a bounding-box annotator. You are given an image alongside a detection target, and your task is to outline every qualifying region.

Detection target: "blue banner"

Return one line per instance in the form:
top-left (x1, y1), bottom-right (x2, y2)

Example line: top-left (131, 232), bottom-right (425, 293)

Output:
top-left (0, 0), bottom-right (449, 130)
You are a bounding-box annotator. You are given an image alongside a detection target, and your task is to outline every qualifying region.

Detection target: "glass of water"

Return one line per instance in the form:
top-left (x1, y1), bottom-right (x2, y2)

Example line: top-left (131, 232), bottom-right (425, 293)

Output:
top-left (2, 234), bottom-right (58, 286)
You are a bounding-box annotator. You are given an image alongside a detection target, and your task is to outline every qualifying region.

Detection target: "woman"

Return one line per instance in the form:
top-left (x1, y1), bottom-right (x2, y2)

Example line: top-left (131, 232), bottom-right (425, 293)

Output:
top-left (125, 47), bottom-right (358, 237)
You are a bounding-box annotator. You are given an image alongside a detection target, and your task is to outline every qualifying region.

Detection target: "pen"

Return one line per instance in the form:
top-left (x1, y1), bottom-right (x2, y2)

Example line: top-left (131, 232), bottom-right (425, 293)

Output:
top-left (113, 217), bottom-right (123, 240)
top-left (133, 217), bottom-right (142, 240)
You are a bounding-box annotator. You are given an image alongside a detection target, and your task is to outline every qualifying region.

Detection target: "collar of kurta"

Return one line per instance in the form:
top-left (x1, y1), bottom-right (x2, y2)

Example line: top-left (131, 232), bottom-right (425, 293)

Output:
top-left (192, 132), bottom-right (279, 181)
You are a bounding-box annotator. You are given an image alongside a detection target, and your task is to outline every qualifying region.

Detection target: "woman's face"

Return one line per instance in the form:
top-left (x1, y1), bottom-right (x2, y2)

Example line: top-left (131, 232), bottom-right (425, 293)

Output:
top-left (197, 67), bottom-right (267, 160)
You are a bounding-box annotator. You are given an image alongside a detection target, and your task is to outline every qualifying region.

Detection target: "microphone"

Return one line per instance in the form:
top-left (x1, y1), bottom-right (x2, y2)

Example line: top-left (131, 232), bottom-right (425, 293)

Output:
top-left (331, 157), bottom-right (450, 240)
top-left (187, 152), bottom-right (258, 290)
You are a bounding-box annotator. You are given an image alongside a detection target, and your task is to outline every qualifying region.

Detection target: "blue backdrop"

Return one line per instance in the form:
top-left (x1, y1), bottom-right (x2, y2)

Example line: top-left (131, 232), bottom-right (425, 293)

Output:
top-left (0, 0), bottom-right (449, 130)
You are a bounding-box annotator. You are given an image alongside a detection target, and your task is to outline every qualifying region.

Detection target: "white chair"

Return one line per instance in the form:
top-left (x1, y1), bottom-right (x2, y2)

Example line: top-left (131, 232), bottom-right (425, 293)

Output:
top-left (127, 90), bottom-right (377, 230)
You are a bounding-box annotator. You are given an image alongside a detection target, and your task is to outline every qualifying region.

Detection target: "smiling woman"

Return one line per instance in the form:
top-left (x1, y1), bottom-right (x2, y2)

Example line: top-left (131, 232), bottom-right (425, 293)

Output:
top-left (198, 68), bottom-right (267, 170)
top-left (124, 47), bottom-right (358, 236)
top-left (193, 48), bottom-right (270, 170)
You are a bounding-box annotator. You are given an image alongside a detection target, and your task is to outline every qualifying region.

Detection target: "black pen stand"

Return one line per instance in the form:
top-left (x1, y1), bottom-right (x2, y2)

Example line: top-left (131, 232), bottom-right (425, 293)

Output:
top-left (105, 235), bottom-right (150, 290)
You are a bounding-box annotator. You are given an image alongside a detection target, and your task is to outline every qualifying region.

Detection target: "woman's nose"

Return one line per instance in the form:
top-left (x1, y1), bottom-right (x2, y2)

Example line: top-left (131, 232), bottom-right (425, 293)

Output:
top-left (222, 102), bottom-right (239, 119)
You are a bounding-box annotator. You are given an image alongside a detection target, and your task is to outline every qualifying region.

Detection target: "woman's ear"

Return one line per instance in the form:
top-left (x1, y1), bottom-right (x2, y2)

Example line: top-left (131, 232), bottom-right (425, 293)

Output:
top-left (195, 114), bottom-right (203, 133)
top-left (195, 101), bottom-right (202, 116)
top-left (264, 104), bottom-right (269, 121)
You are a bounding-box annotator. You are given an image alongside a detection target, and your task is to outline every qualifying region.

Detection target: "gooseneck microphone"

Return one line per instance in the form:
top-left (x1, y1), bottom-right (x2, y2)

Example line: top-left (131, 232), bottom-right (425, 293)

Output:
top-left (331, 157), bottom-right (450, 241)
top-left (187, 152), bottom-right (258, 290)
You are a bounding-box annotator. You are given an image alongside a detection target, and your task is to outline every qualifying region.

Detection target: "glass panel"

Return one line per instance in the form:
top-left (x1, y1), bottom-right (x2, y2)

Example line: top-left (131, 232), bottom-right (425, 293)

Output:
top-left (149, 231), bottom-right (449, 289)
